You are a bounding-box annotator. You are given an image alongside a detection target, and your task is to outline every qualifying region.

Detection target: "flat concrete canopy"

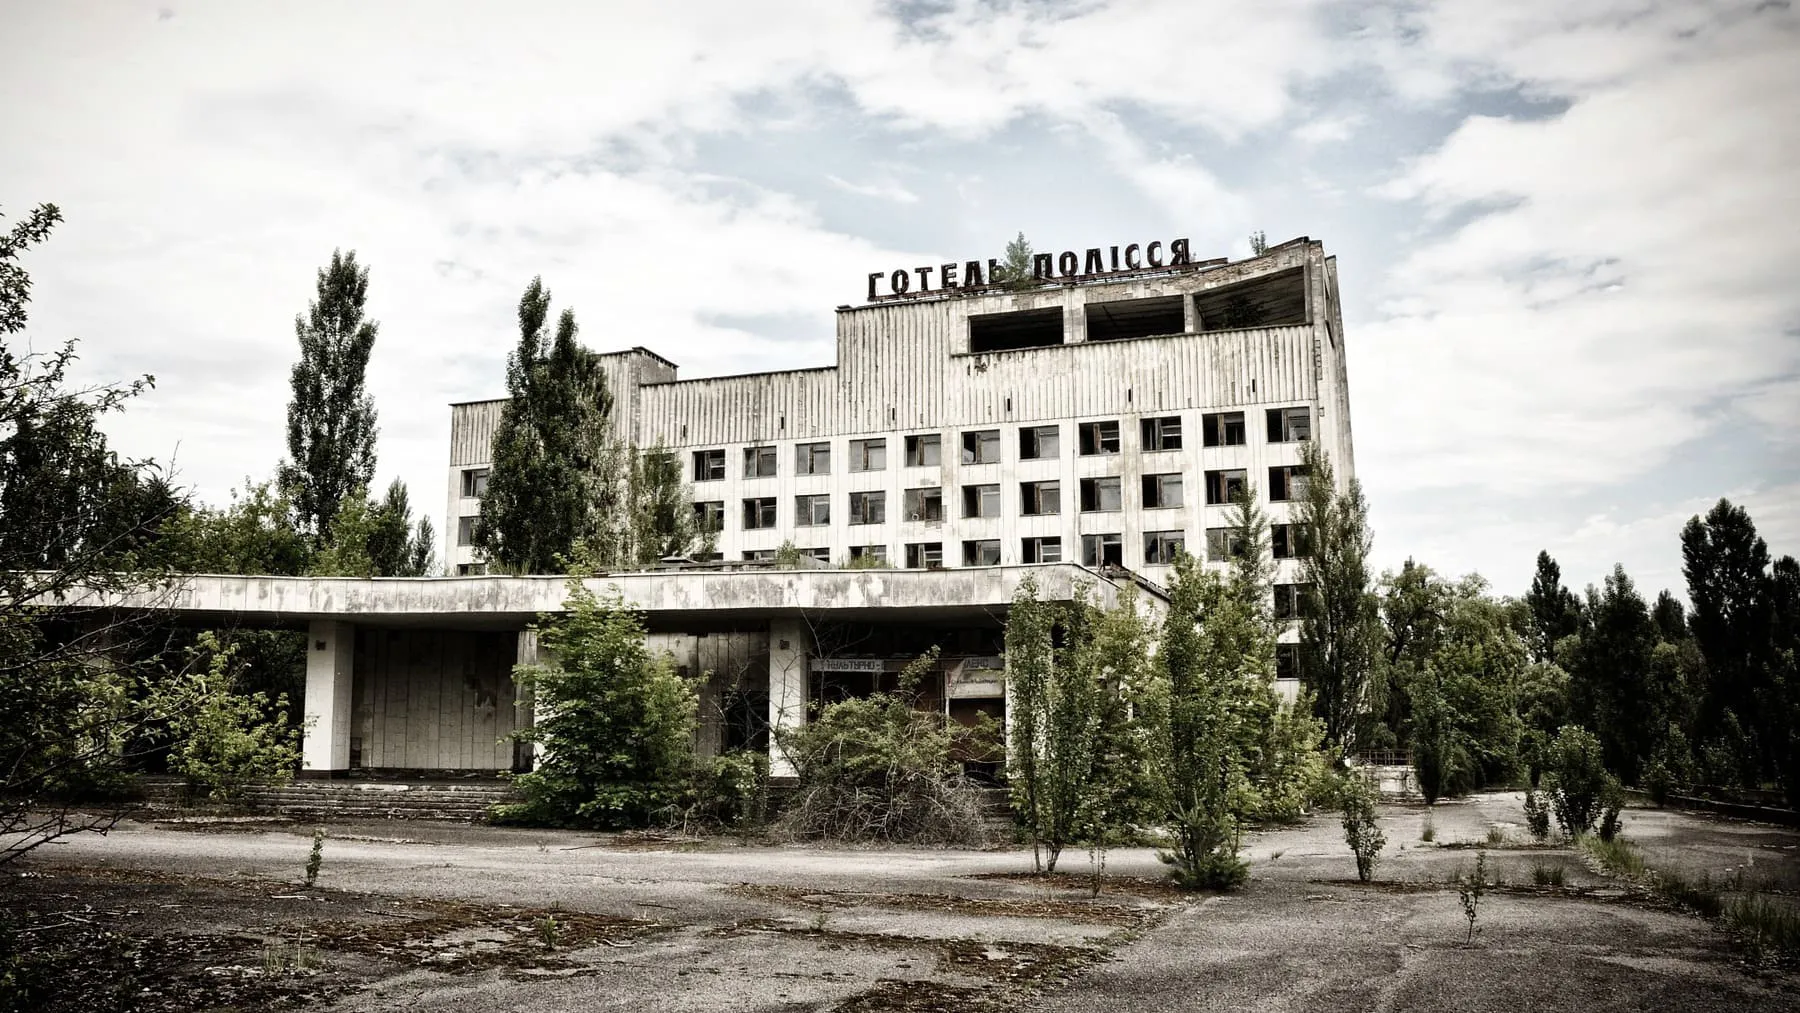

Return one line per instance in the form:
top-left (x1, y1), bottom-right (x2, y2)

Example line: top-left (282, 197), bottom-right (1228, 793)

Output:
top-left (54, 563), bottom-right (1162, 629)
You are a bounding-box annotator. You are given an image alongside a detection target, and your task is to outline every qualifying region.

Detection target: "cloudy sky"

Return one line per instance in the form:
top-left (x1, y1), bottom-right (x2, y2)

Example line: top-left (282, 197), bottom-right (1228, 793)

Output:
top-left (4, 0), bottom-right (1796, 598)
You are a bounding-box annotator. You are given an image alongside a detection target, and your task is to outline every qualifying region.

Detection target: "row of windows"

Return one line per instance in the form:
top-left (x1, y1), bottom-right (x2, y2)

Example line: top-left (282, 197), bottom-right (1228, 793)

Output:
top-left (691, 466), bottom-right (1308, 532)
top-left (743, 529), bottom-right (1313, 569)
top-left (688, 408), bottom-right (1312, 481)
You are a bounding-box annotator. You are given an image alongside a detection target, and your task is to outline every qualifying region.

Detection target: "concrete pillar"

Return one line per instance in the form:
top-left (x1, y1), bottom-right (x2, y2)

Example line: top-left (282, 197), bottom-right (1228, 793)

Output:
top-left (767, 617), bottom-right (812, 777)
top-left (302, 620), bottom-right (355, 772)
top-left (513, 629), bottom-right (540, 771)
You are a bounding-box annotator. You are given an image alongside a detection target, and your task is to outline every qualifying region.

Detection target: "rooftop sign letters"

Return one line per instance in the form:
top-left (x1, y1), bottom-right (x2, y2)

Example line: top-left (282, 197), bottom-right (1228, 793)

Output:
top-left (867, 238), bottom-right (1194, 302)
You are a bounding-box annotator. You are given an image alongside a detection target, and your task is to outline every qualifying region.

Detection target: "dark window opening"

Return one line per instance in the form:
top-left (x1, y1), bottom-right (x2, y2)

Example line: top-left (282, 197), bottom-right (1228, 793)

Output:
top-left (961, 429), bottom-right (1001, 464)
top-left (1277, 643), bottom-right (1301, 680)
top-left (693, 501), bottom-right (725, 532)
top-left (1269, 465), bottom-right (1309, 502)
top-left (1020, 480), bottom-right (1060, 516)
top-left (692, 450), bottom-right (725, 482)
top-left (1205, 469), bottom-right (1247, 505)
top-left (1194, 267), bottom-right (1309, 332)
top-left (1267, 406), bottom-right (1312, 443)
top-left (1144, 530), bottom-right (1185, 565)
top-left (796, 493), bottom-right (830, 526)
top-left (1020, 425), bottom-right (1059, 459)
top-left (969, 306), bottom-right (1064, 353)
top-left (905, 433), bottom-right (941, 467)
top-left (745, 446), bottom-right (778, 478)
top-left (1022, 536), bottom-right (1062, 563)
top-left (1084, 294), bottom-right (1185, 342)
top-left (1273, 523), bottom-right (1310, 559)
top-left (905, 542), bottom-right (944, 568)
top-left (903, 487), bottom-right (943, 522)
top-left (1081, 533), bottom-right (1123, 568)
top-left (1142, 473), bottom-right (1183, 508)
top-left (1203, 412), bottom-right (1246, 447)
top-left (1274, 582), bottom-right (1313, 620)
top-left (1205, 527), bottom-right (1245, 561)
top-left (962, 484), bottom-right (1001, 518)
top-left (461, 467), bottom-right (490, 498)
top-left (1079, 476), bottom-right (1121, 512)
top-left (743, 497), bottom-right (777, 529)
top-left (1141, 416), bottom-right (1183, 451)
top-left (1079, 420), bottom-right (1120, 455)
top-left (963, 539), bottom-right (1002, 566)
top-left (849, 491), bottom-right (885, 525)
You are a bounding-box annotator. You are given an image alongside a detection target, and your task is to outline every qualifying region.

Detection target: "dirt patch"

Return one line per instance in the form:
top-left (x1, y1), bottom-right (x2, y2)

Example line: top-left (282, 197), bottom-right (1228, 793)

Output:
top-left (714, 917), bottom-right (1107, 986)
top-left (967, 870), bottom-right (1194, 903)
top-left (729, 881), bottom-right (1160, 927)
top-left (300, 896), bottom-right (663, 974)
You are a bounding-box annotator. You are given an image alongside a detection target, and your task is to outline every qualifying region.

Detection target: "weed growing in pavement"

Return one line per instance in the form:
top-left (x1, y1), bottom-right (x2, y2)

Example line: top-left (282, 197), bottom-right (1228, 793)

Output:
top-left (1523, 790), bottom-right (1551, 842)
top-left (260, 929), bottom-right (317, 974)
top-left (534, 915), bottom-right (562, 949)
top-left (1486, 826), bottom-right (1505, 845)
top-left (1457, 851), bottom-right (1488, 946)
top-left (809, 910), bottom-right (831, 934)
top-left (1653, 870), bottom-right (1724, 918)
top-left (1420, 812), bottom-right (1435, 843)
top-left (1583, 835), bottom-right (1644, 879)
top-left (1724, 893), bottom-right (1800, 963)
top-left (303, 827), bottom-right (325, 888)
top-left (1340, 777), bottom-right (1385, 883)
top-left (1532, 863), bottom-right (1565, 887)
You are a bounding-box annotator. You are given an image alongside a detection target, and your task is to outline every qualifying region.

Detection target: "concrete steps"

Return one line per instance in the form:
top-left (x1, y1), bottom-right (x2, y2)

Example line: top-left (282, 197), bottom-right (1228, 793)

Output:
top-left (240, 780), bottom-right (521, 823)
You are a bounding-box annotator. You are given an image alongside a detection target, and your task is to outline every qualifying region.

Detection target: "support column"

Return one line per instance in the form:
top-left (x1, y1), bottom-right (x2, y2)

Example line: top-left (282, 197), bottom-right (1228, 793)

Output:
top-left (513, 629), bottom-right (540, 772)
top-left (767, 618), bottom-right (811, 777)
top-left (302, 620), bottom-right (354, 772)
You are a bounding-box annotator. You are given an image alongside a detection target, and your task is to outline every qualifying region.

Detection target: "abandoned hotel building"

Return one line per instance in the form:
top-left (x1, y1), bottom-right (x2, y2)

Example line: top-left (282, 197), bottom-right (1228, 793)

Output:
top-left (290, 235), bottom-right (1355, 779)
top-left (84, 237), bottom-right (1354, 780)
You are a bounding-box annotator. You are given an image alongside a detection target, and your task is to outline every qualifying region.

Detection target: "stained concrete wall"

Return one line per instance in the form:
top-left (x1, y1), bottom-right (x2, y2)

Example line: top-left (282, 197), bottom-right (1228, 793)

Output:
top-left (351, 628), bottom-right (518, 771)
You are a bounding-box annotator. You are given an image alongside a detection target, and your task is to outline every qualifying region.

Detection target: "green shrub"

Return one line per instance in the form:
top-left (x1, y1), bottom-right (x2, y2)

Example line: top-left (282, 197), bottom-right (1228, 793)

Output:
top-left (168, 634), bottom-right (301, 803)
top-left (1532, 862), bottom-right (1565, 887)
top-left (1597, 777), bottom-right (1626, 842)
top-left (1583, 835), bottom-right (1645, 879)
top-left (1340, 776), bottom-right (1385, 882)
top-left (683, 750), bottom-right (769, 832)
top-left (1522, 789), bottom-right (1551, 841)
top-left (1543, 726), bottom-right (1615, 837)
top-left (1724, 893), bottom-right (1800, 962)
top-left (303, 827), bottom-right (325, 888)
top-left (1420, 812), bottom-right (1436, 843)
top-left (1457, 851), bottom-right (1488, 945)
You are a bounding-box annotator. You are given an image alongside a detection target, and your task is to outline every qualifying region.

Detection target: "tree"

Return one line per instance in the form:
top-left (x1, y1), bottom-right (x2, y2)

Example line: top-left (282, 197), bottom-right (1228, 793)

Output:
top-left (998, 232), bottom-right (1038, 290)
top-left (158, 480), bottom-right (311, 576)
top-left (1525, 551), bottom-right (1582, 663)
top-left (626, 445), bottom-right (705, 565)
top-left (494, 583), bottom-right (697, 828)
top-left (1566, 566), bottom-right (1658, 783)
top-left (279, 249), bottom-right (378, 541)
top-left (1248, 231), bottom-right (1269, 256)
top-left (1296, 441), bottom-right (1381, 757)
top-left (166, 634), bottom-right (301, 802)
top-left (1682, 499), bottom-right (1778, 787)
top-left (475, 278), bottom-right (623, 573)
top-left (367, 478), bottom-right (435, 577)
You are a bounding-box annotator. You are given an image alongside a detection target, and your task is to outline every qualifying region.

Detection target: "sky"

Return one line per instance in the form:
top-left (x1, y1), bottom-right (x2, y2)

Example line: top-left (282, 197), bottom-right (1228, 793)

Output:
top-left (3, 0), bottom-right (1796, 599)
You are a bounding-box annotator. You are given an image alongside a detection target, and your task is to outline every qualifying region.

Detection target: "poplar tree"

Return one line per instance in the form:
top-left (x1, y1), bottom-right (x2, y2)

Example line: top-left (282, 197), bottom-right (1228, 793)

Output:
top-left (1525, 551), bottom-right (1582, 662)
top-left (474, 278), bottom-right (622, 574)
top-left (279, 249), bottom-right (378, 540)
top-left (1295, 441), bottom-right (1381, 757)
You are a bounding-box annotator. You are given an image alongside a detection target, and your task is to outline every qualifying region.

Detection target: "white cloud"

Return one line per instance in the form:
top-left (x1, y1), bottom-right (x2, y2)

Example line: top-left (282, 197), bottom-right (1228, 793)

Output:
top-left (824, 175), bottom-right (920, 204)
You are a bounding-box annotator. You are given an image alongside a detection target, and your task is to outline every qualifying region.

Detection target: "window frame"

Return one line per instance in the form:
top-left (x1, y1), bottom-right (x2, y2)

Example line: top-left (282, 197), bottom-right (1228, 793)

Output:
top-left (903, 486), bottom-right (944, 522)
top-left (905, 542), bottom-right (944, 568)
top-left (1078, 420), bottom-right (1121, 455)
top-left (962, 539), bottom-right (1002, 566)
top-left (743, 497), bottom-right (778, 530)
top-left (744, 445), bottom-right (778, 478)
top-left (848, 438), bottom-right (886, 472)
top-left (962, 483), bottom-right (1001, 519)
top-left (795, 493), bottom-right (831, 527)
top-left (1019, 424), bottom-right (1060, 460)
top-left (1204, 468), bottom-right (1248, 506)
top-left (961, 429), bottom-right (1002, 465)
top-left (1143, 530), bottom-right (1186, 565)
top-left (1021, 536), bottom-right (1062, 563)
top-left (693, 500), bottom-right (725, 533)
top-left (461, 467), bottom-right (491, 498)
top-left (1266, 406), bottom-right (1313, 443)
top-left (796, 441), bottom-right (831, 476)
top-left (904, 433), bottom-right (942, 467)
top-left (1269, 465), bottom-right (1310, 502)
top-left (1081, 532), bottom-right (1123, 567)
top-left (692, 450), bottom-right (726, 482)
top-left (848, 490), bottom-right (886, 525)
top-left (1140, 416), bottom-right (1183, 452)
top-left (1079, 476), bottom-right (1122, 512)
top-left (1202, 411), bottom-right (1246, 447)
top-left (1019, 480), bottom-right (1061, 516)
top-left (1142, 472), bottom-right (1184, 509)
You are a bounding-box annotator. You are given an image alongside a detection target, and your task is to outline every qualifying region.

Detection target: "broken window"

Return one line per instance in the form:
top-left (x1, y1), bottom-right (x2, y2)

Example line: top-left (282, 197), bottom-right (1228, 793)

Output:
top-left (961, 429), bottom-right (1001, 465)
top-left (461, 467), bottom-right (490, 498)
top-left (969, 306), bottom-right (1064, 353)
top-left (1084, 294), bottom-right (1185, 342)
top-left (1019, 424), bottom-right (1060, 460)
top-left (849, 490), bottom-right (886, 525)
top-left (905, 433), bottom-right (941, 467)
top-left (849, 438), bottom-right (886, 472)
top-left (457, 515), bottom-right (477, 546)
top-left (1143, 530), bottom-right (1186, 565)
top-left (693, 501), bottom-right (725, 533)
top-left (1204, 469), bottom-right (1248, 505)
top-left (1274, 582), bottom-right (1314, 620)
top-left (1142, 473), bottom-right (1183, 509)
top-left (1266, 406), bottom-right (1312, 443)
top-left (1020, 480), bottom-right (1060, 516)
top-left (1081, 533), bottom-right (1123, 568)
top-left (903, 487), bottom-right (943, 522)
top-left (796, 442), bottom-right (831, 476)
top-left (1079, 420), bottom-right (1120, 455)
top-left (455, 562), bottom-right (488, 576)
top-left (1021, 536), bottom-right (1062, 563)
top-left (962, 484), bottom-right (1001, 519)
top-left (743, 497), bottom-right (777, 529)
top-left (1269, 465), bottom-right (1310, 502)
top-left (962, 539), bottom-right (1002, 566)
top-left (1272, 523), bottom-right (1310, 559)
top-left (796, 493), bottom-right (830, 527)
top-left (1202, 412), bottom-right (1246, 447)
top-left (905, 542), bottom-right (944, 568)
top-left (1140, 416), bottom-right (1183, 451)
top-left (1205, 526), bottom-right (1245, 561)
top-left (692, 450), bottom-right (725, 482)
top-left (745, 446), bottom-right (778, 478)
top-left (800, 547), bottom-right (830, 562)
top-left (1276, 643), bottom-right (1301, 680)
top-left (1080, 476), bottom-right (1122, 512)
top-left (850, 544), bottom-right (888, 564)
top-left (743, 549), bottom-right (776, 561)
top-left (1193, 267), bottom-right (1309, 332)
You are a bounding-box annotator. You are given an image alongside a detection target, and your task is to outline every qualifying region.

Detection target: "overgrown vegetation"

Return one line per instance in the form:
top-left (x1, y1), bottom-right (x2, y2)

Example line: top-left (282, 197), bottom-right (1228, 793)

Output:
top-left (166, 634), bottom-right (302, 802)
top-left (1340, 775), bottom-right (1385, 882)
top-left (304, 827), bottom-right (325, 888)
top-left (1457, 851), bottom-right (1488, 945)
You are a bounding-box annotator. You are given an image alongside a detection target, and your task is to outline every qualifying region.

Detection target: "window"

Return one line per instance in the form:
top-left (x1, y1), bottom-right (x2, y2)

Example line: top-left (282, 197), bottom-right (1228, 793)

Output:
top-left (1141, 416), bottom-right (1183, 451)
top-left (693, 501), bottom-right (725, 533)
top-left (796, 493), bottom-right (830, 527)
top-left (1144, 530), bottom-right (1186, 565)
top-left (1084, 294), bottom-right (1185, 342)
top-left (1205, 469), bottom-right (1247, 505)
top-left (800, 546), bottom-right (830, 562)
top-left (905, 433), bottom-right (941, 467)
top-left (1274, 582), bottom-right (1313, 620)
top-left (743, 497), bottom-right (777, 529)
top-left (905, 542), bottom-right (944, 568)
top-left (849, 490), bottom-right (886, 525)
top-left (1021, 536), bottom-right (1062, 563)
top-left (850, 544), bottom-right (888, 564)
top-left (1142, 473), bottom-right (1183, 509)
top-left (1079, 420), bottom-right (1120, 455)
top-left (961, 429), bottom-right (1001, 465)
top-left (1020, 480), bottom-right (1060, 516)
top-left (461, 467), bottom-right (490, 498)
top-left (1272, 523), bottom-right (1310, 559)
top-left (962, 484), bottom-right (1001, 518)
top-left (1276, 643), bottom-right (1301, 680)
top-left (1202, 412), bottom-right (1246, 447)
top-left (455, 562), bottom-right (487, 576)
top-left (963, 539), bottom-right (1002, 566)
top-left (1267, 406), bottom-right (1312, 443)
top-left (1079, 476), bottom-right (1121, 512)
top-left (903, 487), bottom-right (944, 522)
top-left (969, 306), bottom-right (1064, 353)
top-left (692, 450), bottom-right (725, 482)
top-left (1019, 425), bottom-right (1060, 460)
top-left (1205, 527), bottom-right (1245, 561)
top-left (849, 438), bottom-right (886, 472)
top-left (457, 516), bottom-right (477, 546)
top-left (796, 441), bottom-right (831, 476)
top-left (743, 549), bottom-right (776, 561)
top-left (1081, 533), bottom-right (1123, 567)
top-left (1194, 267), bottom-right (1309, 332)
top-left (1269, 465), bottom-right (1310, 502)
top-left (745, 446), bottom-right (778, 478)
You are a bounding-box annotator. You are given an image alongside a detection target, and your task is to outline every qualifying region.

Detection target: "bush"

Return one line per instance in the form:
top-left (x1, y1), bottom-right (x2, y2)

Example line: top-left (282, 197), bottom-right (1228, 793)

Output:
top-left (1340, 776), bottom-right (1385, 882)
top-left (1543, 726), bottom-right (1613, 837)
top-left (1597, 777), bottom-right (1626, 842)
top-left (682, 750), bottom-right (769, 832)
top-left (775, 649), bottom-right (991, 845)
top-left (168, 635), bottom-right (301, 803)
top-left (495, 584), bottom-right (697, 829)
top-left (1523, 789), bottom-right (1551, 841)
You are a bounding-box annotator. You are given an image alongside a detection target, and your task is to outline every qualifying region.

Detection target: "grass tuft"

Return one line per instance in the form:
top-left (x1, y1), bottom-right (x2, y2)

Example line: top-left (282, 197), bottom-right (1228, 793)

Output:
top-left (1723, 893), bottom-right (1800, 963)
top-left (1532, 863), bottom-right (1565, 887)
top-left (1582, 835), bottom-right (1644, 880)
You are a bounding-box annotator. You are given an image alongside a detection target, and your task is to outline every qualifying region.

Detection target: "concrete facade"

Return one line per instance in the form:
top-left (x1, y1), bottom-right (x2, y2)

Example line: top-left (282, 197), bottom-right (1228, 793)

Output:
top-left (445, 239), bottom-right (1355, 662)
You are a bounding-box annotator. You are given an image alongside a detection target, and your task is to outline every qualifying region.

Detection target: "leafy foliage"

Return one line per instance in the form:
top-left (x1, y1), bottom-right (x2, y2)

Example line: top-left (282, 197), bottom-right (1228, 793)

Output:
top-left (279, 249), bottom-right (378, 540)
top-left (495, 583), bottom-right (697, 829)
top-left (1542, 725), bottom-right (1616, 837)
top-left (167, 635), bottom-right (302, 802)
top-left (1340, 775), bottom-right (1385, 882)
top-left (997, 232), bottom-right (1038, 290)
top-left (1295, 442), bottom-right (1382, 757)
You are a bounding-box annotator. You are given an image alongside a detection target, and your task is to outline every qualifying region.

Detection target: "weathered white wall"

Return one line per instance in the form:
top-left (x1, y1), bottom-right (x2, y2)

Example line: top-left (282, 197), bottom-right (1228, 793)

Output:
top-left (351, 628), bottom-right (518, 771)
